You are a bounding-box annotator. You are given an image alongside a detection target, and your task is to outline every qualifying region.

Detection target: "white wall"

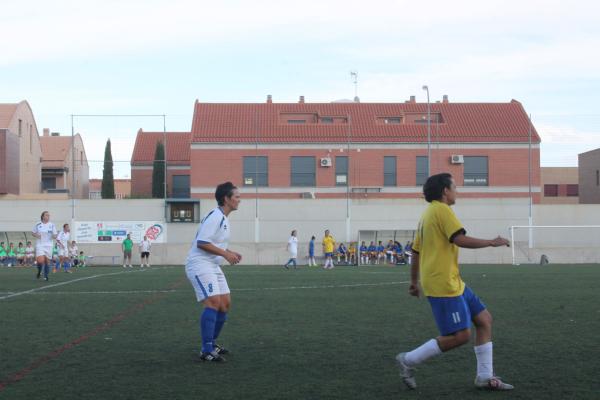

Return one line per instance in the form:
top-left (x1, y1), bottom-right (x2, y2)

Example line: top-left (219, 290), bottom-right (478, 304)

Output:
top-left (1, 198), bottom-right (599, 264)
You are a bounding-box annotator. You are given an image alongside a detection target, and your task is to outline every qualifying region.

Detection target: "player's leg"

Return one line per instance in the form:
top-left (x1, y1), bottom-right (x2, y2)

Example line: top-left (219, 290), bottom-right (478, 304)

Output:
top-left (467, 288), bottom-right (513, 390)
top-left (35, 254), bottom-right (44, 279)
top-left (396, 295), bottom-right (471, 389)
top-left (212, 271), bottom-right (231, 354)
top-left (187, 271), bottom-right (225, 361)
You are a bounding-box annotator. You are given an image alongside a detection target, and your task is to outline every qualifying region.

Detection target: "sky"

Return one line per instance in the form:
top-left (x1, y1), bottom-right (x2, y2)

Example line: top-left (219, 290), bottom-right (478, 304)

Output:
top-left (2, 0), bottom-right (600, 178)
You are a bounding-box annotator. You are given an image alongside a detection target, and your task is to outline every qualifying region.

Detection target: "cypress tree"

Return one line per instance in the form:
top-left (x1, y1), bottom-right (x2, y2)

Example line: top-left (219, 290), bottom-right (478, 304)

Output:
top-left (152, 140), bottom-right (166, 198)
top-left (101, 139), bottom-right (115, 199)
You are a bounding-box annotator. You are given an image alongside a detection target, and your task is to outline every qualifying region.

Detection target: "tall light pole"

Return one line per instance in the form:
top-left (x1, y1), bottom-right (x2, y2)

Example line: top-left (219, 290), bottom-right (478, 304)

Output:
top-left (422, 85), bottom-right (431, 176)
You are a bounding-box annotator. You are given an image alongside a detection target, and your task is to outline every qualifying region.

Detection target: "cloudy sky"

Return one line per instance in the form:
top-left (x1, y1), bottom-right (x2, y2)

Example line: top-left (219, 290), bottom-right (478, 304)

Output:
top-left (2, 0), bottom-right (600, 178)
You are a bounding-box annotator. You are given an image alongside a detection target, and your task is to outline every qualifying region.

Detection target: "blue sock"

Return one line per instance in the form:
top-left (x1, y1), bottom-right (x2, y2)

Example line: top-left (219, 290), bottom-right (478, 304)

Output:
top-left (37, 264), bottom-right (42, 275)
top-left (63, 261), bottom-right (70, 271)
top-left (43, 263), bottom-right (49, 278)
top-left (200, 307), bottom-right (218, 353)
top-left (213, 311), bottom-right (228, 341)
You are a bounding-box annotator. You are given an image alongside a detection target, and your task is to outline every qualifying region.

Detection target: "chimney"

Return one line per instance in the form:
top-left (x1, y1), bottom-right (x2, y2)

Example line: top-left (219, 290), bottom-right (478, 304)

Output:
top-left (442, 95), bottom-right (449, 103)
top-left (43, 128), bottom-right (50, 137)
top-left (267, 94), bottom-right (272, 104)
top-left (299, 95), bottom-right (305, 104)
top-left (409, 95), bottom-right (416, 103)
top-left (353, 96), bottom-right (360, 103)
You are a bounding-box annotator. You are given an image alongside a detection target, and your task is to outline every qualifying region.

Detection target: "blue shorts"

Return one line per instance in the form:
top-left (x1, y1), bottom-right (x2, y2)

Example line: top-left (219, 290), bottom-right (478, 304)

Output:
top-left (427, 286), bottom-right (486, 336)
top-left (309, 251), bottom-right (314, 257)
top-left (325, 252), bottom-right (333, 258)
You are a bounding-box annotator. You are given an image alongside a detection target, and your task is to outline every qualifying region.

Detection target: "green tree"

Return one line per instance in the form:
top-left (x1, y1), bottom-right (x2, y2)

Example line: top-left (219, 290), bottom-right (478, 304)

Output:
top-left (101, 139), bottom-right (115, 199)
top-left (152, 140), bottom-right (166, 198)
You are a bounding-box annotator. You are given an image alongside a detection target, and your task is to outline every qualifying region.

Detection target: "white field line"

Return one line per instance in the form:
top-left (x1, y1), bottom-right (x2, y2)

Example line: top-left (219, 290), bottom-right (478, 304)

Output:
top-left (17, 281), bottom-right (410, 296)
top-left (0, 269), bottom-right (149, 301)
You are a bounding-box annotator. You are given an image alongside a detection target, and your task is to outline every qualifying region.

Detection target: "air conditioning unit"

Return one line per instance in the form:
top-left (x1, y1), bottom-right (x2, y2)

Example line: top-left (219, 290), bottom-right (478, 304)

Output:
top-left (300, 192), bottom-right (316, 199)
top-left (450, 155), bottom-right (464, 164)
top-left (320, 157), bottom-right (332, 167)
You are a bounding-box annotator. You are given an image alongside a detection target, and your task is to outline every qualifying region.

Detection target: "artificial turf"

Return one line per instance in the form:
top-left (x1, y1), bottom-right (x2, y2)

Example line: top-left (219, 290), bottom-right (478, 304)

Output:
top-left (0, 264), bottom-right (598, 399)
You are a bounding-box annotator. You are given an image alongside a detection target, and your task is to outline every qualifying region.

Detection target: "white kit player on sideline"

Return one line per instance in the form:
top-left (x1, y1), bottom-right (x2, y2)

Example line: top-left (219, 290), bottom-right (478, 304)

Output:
top-left (32, 211), bottom-right (57, 281)
top-left (56, 223), bottom-right (72, 273)
top-left (185, 182), bottom-right (242, 362)
top-left (139, 236), bottom-right (151, 267)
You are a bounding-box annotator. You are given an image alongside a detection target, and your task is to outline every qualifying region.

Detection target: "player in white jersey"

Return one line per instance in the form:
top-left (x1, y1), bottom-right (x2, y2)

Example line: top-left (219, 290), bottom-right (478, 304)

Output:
top-left (283, 230), bottom-right (298, 269)
top-left (32, 211), bottom-right (57, 281)
top-left (185, 182), bottom-right (242, 362)
top-left (139, 236), bottom-right (151, 267)
top-left (56, 223), bottom-right (72, 273)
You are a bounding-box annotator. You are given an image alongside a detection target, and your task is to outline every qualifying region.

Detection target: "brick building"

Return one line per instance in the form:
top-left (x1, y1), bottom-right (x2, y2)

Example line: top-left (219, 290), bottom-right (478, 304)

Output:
top-left (578, 148), bottom-right (600, 204)
top-left (0, 101), bottom-right (43, 195)
top-left (131, 97), bottom-right (542, 205)
top-left (39, 129), bottom-right (90, 198)
top-left (130, 129), bottom-right (191, 198)
top-left (189, 97), bottom-right (541, 201)
top-left (540, 167), bottom-right (579, 204)
top-left (89, 179), bottom-right (131, 199)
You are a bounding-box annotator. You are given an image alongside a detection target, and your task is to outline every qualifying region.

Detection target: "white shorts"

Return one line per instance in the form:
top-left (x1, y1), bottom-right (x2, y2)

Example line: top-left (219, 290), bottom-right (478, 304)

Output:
top-left (186, 267), bottom-right (230, 302)
top-left (35, 246), bottom-right (53, 258)
top-left (58, 247), bottom-right (69, 257)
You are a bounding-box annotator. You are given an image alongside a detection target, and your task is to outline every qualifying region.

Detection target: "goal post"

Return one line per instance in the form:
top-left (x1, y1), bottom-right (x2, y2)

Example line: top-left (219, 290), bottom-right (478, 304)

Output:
top-left (509, 225), bottom-right (600, 265)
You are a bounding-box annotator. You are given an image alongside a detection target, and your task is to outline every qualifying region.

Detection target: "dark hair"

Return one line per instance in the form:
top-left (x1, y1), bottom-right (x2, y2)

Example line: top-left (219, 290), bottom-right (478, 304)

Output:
top-left (63, 223), bottom-right (69, 229)
top-left (215, 181), bottom-right (238, 206)
top-left (291, 230), bottom-right (296, 235)
top-left (423, 173), bottom-right (454, 202)
top-left (41, 211), bottom-right (49, 221)
top-left (311, 236), bottom-right (315, 240)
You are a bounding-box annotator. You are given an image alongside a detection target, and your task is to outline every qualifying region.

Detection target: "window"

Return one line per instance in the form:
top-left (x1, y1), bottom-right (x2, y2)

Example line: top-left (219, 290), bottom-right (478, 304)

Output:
top-left (243, 156), bottom-right (268, 187)
top-left (321, 117), bottom-right (334, 124)
top-left (42, 177), bottom-right (56, 190)
top-left (384, 156), bottom-right (396, 186)
top-left (335, 156), bottom-right (348, 186)
top-left (287, 120), bottom-right (306, 124)
top-left (566, 184), bottom-right (579, 197)
top-left (544, 184), bottom-right (558, 197)
top-left (291, 156), bottom-right (316, 186)
top-left (385, 117), bottom-right (402, 124)
top-left (18, 119), bottom-right (22, 137)
top-left (172, 175), bottom-right (191, 198)
top-left (416, 156), bottom-right (428, 185)
top-left (171, 203), bottom-right (195, 222)
top-left (597, 170), bottom-right (599, 186)
top-left (463, 156), bottom-right (488, 186)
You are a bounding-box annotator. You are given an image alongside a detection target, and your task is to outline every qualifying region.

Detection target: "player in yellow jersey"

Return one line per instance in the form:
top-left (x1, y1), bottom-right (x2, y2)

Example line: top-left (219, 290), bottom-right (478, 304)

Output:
top-left (322, 230), bottom-right (335, 269)
top-left (396, 173), bottom-right (513, 391)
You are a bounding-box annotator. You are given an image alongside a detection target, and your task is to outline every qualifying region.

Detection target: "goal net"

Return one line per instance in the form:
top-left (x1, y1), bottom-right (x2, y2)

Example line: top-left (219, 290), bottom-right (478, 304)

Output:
top-left (509, 225), bottom-right (600, 265)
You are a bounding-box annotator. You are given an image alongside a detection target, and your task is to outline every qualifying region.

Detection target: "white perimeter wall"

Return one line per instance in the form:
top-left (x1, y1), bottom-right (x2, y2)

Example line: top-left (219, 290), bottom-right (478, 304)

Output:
top-left (1, 198), bottom-right (599, 264)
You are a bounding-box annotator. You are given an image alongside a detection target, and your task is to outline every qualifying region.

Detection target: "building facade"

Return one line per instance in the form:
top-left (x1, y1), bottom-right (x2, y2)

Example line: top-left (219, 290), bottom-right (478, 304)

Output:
top-left (540, 167), bottom-right (579, 204)
top-left (189, 97), bottom-right (541, 202)
top-left (39, 129), bottom-right (90, 198)
top-left (0, 101), bottom-right (43, 195)
top-left (578, 148), bottom-right (600, 204)
top-left (89, 179), bottom-right (131, 199)
top-left (130, 129), bottom-right (191, 198)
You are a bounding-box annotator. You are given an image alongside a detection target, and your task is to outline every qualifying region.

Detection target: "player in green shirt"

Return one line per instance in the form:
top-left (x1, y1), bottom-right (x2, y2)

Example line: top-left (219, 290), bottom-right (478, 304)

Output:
top-left (0, 242), bottom-right (7, 266)
top-left (122, 233), bottom-right (134, 268)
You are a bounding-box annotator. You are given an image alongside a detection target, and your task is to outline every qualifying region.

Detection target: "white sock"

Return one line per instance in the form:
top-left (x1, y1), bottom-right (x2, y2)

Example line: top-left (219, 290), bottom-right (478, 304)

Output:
top-left (474, 342), bottom-right (494, 380)
top-left (404, 339), bottom-right (442, 366)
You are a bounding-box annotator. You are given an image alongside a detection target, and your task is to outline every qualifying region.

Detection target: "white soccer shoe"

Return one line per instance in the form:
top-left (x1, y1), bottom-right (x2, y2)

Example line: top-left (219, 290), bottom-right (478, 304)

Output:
top-left (396, 352), bottom-right (416, 389)
top-left (474, 376), bottom-right (514, 390)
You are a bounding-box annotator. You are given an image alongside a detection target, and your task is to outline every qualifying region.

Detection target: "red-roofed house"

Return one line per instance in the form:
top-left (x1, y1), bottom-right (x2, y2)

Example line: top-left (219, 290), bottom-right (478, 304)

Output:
top-left (188, 96), bottom-right (541, 202)
top-left (39, 129), bottom-right (90, 198)
top-left (0, 100), bottom-right (43, 195)
top-left (130, 129), bottom-right (191, 197)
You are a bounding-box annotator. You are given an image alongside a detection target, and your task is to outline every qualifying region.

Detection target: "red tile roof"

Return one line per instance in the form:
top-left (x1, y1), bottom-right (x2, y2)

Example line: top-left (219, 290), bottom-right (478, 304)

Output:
top-left (39, 135), bottom-right (80, 168)
top-left (191, 100), bottom-right (541, 143)
top-left (131, 130), bottom-right (191, 165)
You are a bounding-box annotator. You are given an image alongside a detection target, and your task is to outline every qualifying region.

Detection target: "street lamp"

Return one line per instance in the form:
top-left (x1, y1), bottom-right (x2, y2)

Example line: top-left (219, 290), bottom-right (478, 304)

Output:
top-left (422, 85), bottom-right (431, 177)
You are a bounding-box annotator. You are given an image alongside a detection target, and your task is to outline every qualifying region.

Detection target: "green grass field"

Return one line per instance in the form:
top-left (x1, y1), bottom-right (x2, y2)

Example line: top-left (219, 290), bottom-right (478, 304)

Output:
top-left (1, 264), bottom-right (598, 399)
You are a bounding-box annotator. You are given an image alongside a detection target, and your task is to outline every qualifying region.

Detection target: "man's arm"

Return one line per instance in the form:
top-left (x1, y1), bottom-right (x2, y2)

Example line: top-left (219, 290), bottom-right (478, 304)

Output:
top-left (198, 242), bottom-right (241, 265)
top-left (452, 234), bottom-right (509, 249)
top-left (409, 253), bottom-right (420, 297)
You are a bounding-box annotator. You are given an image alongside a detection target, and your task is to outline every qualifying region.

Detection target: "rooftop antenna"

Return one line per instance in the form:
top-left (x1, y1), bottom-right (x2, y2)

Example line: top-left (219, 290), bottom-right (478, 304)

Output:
top-left (350, 71), bottom-right (359, 102)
